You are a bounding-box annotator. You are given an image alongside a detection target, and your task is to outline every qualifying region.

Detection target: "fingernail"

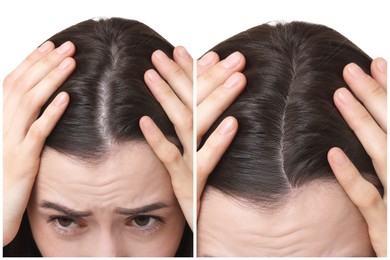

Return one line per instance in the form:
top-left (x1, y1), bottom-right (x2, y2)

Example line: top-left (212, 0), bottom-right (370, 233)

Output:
top-left (146, 70), bottom-right (159, 82)
top-left (154, 50), bottom-right (168, 62)
top-left (198, 52), bottom-right (215, 66)
top-left (56, 41), bottom-right (72, 55)
top-left (218, 117), bottom-right (235, 135)
top-left (222, 52), bottom-right (241, 69)
top-left (331, 149), bottom-right (348, 166)
top-left (58, 58), bottom-right (73, 70)
top-left (376, 58), bottom-right (387, 73)
top-left (38, 41), bottom-right (53, 53)
top-left (337, 88), bottom-right (355, 105)
top-left (223, 73), bottom-right (241, 88)
top-left (177, 46), bottom-right (191, 59)
top-left (53, 92), bottom-right (68, 106)
top-left (346, 63), bottom-right (363, 78)
top-left (141, 116), bottom-right (155, 130)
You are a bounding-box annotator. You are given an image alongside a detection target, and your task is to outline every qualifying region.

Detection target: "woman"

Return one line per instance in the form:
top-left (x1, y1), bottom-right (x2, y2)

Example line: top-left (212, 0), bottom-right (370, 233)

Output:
top-left (196, 21), bottom-right (387, 256)
top-left (3, 17), bottom-right (197, 257)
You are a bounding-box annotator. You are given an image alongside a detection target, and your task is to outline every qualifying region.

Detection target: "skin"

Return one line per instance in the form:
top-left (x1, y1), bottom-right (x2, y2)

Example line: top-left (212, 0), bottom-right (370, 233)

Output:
top-left (198, 182), bottom-right (375, 256)
top-left (27, 143), bottom-right (185, 256)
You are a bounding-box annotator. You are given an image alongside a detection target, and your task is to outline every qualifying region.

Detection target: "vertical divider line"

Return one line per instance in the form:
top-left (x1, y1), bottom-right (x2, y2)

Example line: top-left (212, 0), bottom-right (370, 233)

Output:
top-left (192, 55), bottom-right (198, 258)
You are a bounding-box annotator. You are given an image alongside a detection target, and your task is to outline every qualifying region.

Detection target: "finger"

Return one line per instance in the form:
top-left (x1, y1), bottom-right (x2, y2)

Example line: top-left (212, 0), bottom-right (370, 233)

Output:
top-left (197, 117), bottom-right (238, 199)
top-left (343, 63), bottom-right (387, 132)
top-left (3, 41), bottom-right (55, 101)
top-left (328, 148), bottom-right (387, 256)
top-left (7, 41), bottom-right (75, 98)
top-left (173, 46), bottom-right (194, 81)
top-left (152, 50), bottom-right (193, 109)
top-left (197, 51), bottom-right (220, 76)
top-left (7, 58), bottom-right (76, 142)
top-left (197, 72), bottom-right (245, 140)
top-left (144, 69), bottom-right (193, 152)
top-left (139, 116), bottom-right (193, 229)
top-left (197, 51), bottom-right (245, 104)
top-left (23, 92), bottom-right (69, 159)
top-left (334, 88), bottom-right (387, 185)
top-left (371, 58), bottom-right (387, 90)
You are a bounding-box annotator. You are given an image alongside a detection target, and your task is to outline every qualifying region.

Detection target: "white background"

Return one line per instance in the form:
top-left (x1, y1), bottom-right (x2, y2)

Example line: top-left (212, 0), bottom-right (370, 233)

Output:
top-left (0, 0), bottom-right (389, 82)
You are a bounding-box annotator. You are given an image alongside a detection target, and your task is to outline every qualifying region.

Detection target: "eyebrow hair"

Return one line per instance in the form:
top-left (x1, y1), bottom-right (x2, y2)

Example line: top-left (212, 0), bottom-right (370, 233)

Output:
top-left (40, 201), bottom-right (170, 217)
top-left (114, 203), bottom-right (169, 215)
top-left (40, 201), bottom-right (93, 218)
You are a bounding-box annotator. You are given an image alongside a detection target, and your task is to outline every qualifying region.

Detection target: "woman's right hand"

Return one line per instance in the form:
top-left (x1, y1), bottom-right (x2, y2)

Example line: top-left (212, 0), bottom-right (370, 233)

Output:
top-left (3, 41), bottom-right (75, 245)
top-left (196, 51), bottom-right (246, 216)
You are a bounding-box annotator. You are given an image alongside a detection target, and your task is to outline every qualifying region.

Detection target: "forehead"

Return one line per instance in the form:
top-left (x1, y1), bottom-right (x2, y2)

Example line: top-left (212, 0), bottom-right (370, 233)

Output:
top-left (198, 182), bottom-right (374, 257)
top-left (34, 142), bottom-right (174, 208)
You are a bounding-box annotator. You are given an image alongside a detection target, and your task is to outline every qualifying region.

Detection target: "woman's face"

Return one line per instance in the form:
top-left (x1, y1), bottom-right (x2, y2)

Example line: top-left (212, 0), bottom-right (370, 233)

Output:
top-left (27, 142), bottom-right (186, 257)
top-left (198, 181), bottom-right (375, 257)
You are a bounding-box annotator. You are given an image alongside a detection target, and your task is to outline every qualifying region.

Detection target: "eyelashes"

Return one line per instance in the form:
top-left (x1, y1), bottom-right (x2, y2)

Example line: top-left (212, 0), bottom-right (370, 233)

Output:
top-left (46, 215), bottom-right (166, 237)
top-left (47, 216), bottom-right (83, 236)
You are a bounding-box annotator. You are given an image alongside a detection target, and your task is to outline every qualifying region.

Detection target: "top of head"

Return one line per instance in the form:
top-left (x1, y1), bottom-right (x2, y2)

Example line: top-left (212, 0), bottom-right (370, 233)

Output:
top-left (41, 18), bottom-right (178, 163)
top-left (203, 21), bottom-right (382, 209)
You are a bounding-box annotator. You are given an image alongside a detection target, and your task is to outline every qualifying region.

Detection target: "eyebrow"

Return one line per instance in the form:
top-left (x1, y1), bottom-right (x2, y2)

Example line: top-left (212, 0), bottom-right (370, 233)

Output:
top-left (114, 203), bottom-right (169, 215)
top-left (40, 201), bottom-right (170, 218)
top-left (40, 201), bottom-right (93, 218)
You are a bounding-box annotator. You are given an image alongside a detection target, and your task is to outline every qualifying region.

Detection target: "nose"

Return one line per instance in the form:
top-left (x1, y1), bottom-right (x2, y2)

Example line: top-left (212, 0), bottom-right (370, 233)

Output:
top-left (93, 233), bottom-right (123, 257)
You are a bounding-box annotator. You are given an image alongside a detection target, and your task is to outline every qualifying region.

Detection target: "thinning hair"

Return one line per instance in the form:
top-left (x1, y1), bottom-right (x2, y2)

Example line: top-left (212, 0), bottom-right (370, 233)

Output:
top-left (203, 21), bottom-right (383, 209)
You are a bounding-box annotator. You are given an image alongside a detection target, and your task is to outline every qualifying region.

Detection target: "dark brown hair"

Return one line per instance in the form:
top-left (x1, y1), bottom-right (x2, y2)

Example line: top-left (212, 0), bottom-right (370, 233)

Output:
top-left (4, 17), bottom-right (192, 257)
top-left (202, 21), bottom-right (383, 208)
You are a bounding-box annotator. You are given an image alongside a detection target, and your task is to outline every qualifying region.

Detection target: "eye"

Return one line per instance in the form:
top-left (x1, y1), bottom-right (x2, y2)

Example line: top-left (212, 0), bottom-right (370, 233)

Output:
top-left (47, 216), bottom-right (85, 236)
top-left (129, 216), bottom-right (157, 228)
top-left (55, 217), bottom-right (78, 228)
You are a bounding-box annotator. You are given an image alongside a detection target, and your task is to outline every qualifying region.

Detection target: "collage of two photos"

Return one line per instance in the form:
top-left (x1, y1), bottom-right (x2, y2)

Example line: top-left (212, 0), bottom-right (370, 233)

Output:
top-left (2, 0), bottom-right (387, 257)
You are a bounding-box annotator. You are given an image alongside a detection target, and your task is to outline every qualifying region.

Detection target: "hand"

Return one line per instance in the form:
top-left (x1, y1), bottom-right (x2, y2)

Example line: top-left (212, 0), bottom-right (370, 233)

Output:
top-left (3, 41), bottom-right (75, 245)
top-left (328, 58), bottom-right (387, 256)
top-left (140, 46), bottom-right (194, 229)
top-left (196, 51), bottom-right (246, 218)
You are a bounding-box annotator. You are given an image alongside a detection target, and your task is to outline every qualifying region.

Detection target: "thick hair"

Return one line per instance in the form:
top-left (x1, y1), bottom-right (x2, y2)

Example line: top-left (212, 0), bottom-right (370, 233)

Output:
top-left (203, 21), bottom-right (383, 208)
top-left (4, 17), bottom-right (192, 257)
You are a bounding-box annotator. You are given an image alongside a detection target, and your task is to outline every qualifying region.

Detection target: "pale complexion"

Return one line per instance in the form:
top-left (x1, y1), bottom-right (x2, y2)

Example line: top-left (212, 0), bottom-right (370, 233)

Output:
top-left (27, 142), bottom-right (185, 257)
top-left (198, 182), bottom-right (374, 257)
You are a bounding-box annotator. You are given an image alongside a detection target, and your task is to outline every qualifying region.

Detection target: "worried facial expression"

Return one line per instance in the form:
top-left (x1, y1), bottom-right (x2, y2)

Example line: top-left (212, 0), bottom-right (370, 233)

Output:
top-left (198, 181), bottom-right (375, 257)
top-left (27, 142), bottom-right (186, 257)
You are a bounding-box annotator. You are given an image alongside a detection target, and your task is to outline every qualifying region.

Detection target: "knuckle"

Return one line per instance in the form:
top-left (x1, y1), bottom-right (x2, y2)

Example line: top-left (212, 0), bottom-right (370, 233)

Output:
top-left (351, 111), bottom-right (372, 130)
top-left (171, 65), bottom-right (184, 78)
top-left (178, 113), bottom-right (193, 130)
top-left (40, 52), bottom-right (61, 68)
top-left (158, 87), bottom-right (175, 103)
top-left (20, 94), bottom-right (33, 110)
top-left (20, 92), bottom-right (41, 111)
top-left (28, 121), bottom-right (47, 140)
top-left (201, 69), bottom-right (218, 84)
top-left (197, 161), bottom-right (208, 178)
top-left (3, 74), bottom-right (15, 88)
top-left (162, 145), bottom-right (181, 164)
top-left (357, 186), bottom-right (381, 209)
top-left (368, 82), bottom-right (386, 98)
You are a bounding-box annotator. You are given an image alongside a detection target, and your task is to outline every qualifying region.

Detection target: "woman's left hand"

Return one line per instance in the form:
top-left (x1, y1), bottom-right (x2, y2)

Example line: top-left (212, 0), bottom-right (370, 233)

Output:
top-left (328, 58), bottom-right (387, 256)
top-left (139, 46), bottom-right (194, 229)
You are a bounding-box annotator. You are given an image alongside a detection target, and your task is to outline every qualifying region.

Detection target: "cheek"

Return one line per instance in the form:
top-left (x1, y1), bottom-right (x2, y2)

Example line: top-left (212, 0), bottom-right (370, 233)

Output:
top-left (27, 207), bottom-right (62, 256)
